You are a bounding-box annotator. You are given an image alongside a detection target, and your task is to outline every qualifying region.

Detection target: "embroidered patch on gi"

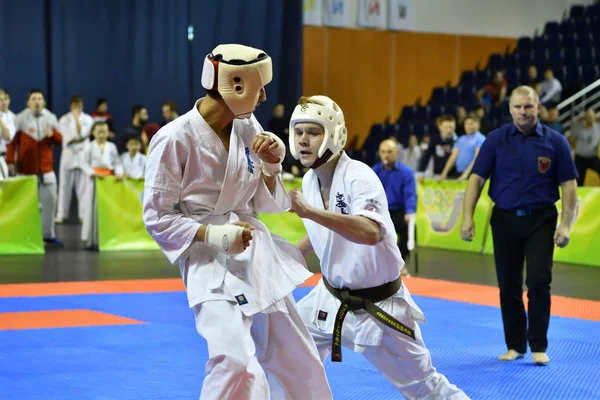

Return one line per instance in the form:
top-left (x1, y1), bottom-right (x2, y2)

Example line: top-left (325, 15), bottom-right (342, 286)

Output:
top-left (245, 147), bottom-right (255, 174)
top-left (318, 310), bottom-right (328, 321)
top-left (335, 192), bottom-right (349, 215)
top-left (235, 294), bottom-right (248, 305)
top-left (364, 198), bottom-right (381, 212)
top-left (538, 157), bottom-right (551, 173)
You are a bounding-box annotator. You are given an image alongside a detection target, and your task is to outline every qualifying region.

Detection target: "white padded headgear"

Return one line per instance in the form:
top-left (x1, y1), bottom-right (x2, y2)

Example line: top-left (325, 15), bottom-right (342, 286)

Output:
top-left (289, 95), bottom-right (347, 168)
top-left (201, 44), bottom-right (272, 119)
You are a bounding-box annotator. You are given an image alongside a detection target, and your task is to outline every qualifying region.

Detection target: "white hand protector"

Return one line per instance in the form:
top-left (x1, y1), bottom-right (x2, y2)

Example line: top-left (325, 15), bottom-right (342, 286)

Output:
top-left (260, 131), bottom-right (286, 176)
top-left (204, 224), bottom-right (246, 254)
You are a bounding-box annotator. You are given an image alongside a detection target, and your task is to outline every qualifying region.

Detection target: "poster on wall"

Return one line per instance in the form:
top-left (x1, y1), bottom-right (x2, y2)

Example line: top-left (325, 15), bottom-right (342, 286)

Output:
top-left (388, 0), bottom-right (415, 31)
top-left (303, 0), bottom-right (323, 26)
top-left (322, 0), bottom-right (357, 28)
top-left (358, 0), bottom-right (388, 29)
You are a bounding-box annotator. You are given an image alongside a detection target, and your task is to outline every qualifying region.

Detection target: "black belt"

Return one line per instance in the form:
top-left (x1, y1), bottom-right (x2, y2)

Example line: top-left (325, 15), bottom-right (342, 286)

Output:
top-left (495, 205), bottom-right (555, 217)
top-left (322, 276), bottom-right (415, 362)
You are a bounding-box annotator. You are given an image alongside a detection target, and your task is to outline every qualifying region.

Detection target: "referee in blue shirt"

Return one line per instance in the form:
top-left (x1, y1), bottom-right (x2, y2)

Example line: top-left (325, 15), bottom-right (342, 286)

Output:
top-left (373, 138), bottom-right (417, 275)
top-left (461, 86), bottom-right (578, 366)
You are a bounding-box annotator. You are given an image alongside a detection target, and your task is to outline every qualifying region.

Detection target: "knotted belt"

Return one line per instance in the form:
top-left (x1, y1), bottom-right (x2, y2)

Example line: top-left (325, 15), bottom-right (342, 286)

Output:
top-left (322, 275), bottom-right (415, 362)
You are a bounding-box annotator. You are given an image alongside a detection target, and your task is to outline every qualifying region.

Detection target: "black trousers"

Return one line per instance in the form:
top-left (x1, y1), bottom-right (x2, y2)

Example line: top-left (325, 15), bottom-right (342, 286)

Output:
top-left (574, 155), bottom-right (600, 186)
top-left (389, 209), bottom-right (410, 261)
top-left (490, 205), bottom-right (558, 353)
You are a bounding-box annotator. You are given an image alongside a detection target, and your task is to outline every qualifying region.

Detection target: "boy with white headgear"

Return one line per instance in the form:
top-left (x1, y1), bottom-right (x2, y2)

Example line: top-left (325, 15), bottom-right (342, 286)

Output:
top-left (289, 95), bottom-right (470, 399)
top-left (142, 45), bottom-right (331, 400)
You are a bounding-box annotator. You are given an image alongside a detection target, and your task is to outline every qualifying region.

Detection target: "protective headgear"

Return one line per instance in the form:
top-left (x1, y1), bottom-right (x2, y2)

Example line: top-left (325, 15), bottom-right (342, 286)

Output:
top-left (288, 95), bottom-right (347, 168)
top-left (201, 44), bottom-right (272, 119)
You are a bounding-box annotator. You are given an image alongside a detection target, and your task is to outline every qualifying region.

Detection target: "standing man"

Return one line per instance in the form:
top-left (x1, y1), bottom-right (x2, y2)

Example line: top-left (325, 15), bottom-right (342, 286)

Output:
top-left (438, 113), bottom-right (486, 182)
top-left (0, 89), bottom-right (16, 179)
top-left (373, 138), bottom-right (417, 275)
top-left (56, 95), bottom-right (94, 223)
top-left (142, 44), bottom-right (331, 400)
top-left (289, 95), bottom-right (469, 399)
top-left (6, 89), bottom-right (63, 246)
top-left (460, 86), bottom-right (578, 366)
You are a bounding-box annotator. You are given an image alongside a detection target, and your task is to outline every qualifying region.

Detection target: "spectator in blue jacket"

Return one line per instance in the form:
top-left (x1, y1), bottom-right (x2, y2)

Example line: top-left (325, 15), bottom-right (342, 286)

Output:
top-left (373, 138), bottom-right (417, 274)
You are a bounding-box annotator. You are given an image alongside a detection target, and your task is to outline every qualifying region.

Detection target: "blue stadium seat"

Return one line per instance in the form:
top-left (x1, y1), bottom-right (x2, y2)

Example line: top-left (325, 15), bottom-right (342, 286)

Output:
top-left (582, 65), bottom-right (599, 84)
top-left (400, 106), bottom-right (414, 122)
top-left (571, 5), bottom-right (586, 18)
top-left (517, 37), bottom-right (532, 51)
top-left (487, 53), bottom-right (505, 70)
top-left (429, 87), bottom-right (445, 105)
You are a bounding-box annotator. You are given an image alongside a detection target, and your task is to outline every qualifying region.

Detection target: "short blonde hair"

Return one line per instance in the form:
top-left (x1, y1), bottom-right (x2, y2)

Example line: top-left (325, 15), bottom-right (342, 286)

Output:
top-left (510, 85), bottom-right (540, 103)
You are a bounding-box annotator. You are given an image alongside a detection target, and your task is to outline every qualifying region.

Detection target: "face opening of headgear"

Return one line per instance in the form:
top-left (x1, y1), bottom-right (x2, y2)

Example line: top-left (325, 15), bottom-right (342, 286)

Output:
top-left (201, 44), bottom-right (273, 119)
top-left (289, 95), bottom-right (348, 169)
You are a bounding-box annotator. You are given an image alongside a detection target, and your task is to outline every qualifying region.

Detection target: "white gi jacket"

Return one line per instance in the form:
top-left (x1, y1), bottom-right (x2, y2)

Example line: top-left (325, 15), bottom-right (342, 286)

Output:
top-left (0, 110), bottom-right (16, 154)
top-left (300, 152), bottom-right (426, 349)
top-left (58, 112), bottom-right (94, 170)
top-left (121, 152), bottom-right (146, 179)
top-left (143, 99), bottom-right (312, 315)
top-left (80, 141), bottom-right (124, 177)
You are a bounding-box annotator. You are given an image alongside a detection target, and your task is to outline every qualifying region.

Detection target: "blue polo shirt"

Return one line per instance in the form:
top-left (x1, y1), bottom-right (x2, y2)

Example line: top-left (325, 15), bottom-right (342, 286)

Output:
top-left (471, 122), bottom-right (578, 210)
top-left (372, 161), bottom-right (417, 213)
top-left (454, 131), bottom-right (486, 172)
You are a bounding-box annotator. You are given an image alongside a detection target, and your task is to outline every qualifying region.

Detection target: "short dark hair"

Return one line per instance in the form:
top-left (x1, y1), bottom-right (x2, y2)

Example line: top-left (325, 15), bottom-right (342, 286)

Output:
top-left (438, 114), bottom-right (456, 123)
top-left (70, 95), bottom-right (83, 106)
top-left (90, 121), bottom-right (108, 134)
top-left (131, 105), bottom-right (146, 118)
top-left (96, 98), bottom-right (107, 107)
top-left (125, 135), bottom-right (142, 145)
top-left (162, 100), bottom-right (178, 113)
top-left (27, 88), bottom-right (44, 100)
top-left (464, 113), bottom-right (480, 123)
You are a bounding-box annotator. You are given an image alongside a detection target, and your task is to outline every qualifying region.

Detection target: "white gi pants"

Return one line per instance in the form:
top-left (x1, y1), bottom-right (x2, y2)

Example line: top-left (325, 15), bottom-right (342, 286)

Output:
top-left (297, 291), bottom-right (471, 400)
top-left (193, 294), bottom-right (332, 400)
top-left (80, 176), bottom-right (97, 246)
top-left (38, 175), bottom-right (58, 239)
top-left (57, 165), bottom-right (87, 221)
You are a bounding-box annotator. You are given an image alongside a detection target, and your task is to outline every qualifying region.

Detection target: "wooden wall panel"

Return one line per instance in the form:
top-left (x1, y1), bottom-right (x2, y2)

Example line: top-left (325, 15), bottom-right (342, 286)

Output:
top-left (302, 27), bottom-right (518, 148)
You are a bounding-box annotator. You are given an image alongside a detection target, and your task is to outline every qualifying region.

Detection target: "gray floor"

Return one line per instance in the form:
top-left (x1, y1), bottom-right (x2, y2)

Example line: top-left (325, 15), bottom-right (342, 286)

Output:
top-left (1, 222), bottom-right (599, 301)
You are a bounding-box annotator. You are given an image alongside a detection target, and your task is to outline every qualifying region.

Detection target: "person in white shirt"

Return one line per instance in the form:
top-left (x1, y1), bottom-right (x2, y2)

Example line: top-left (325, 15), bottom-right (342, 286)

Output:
top-left (56, 96), bottom-right (94, 223)
top-left (288, 95), bottom-right (470, 400)
top-left (399, 134), bottom-right (421, 171)
top-left (121, 136), bottom-right (146, 179)
top-left (0, 89), bottom-right (16, 178)
top-left (538, 68), bottom-right (562, 108)
top-left (79, 121), bottom-right (124, 248)
top-left (142, 44), bottom-right (332, 400)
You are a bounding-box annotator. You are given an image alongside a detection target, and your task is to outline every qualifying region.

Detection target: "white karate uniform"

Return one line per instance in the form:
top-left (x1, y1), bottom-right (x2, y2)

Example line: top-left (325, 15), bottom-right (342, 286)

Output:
top-left (0, 110), bottom-right (16, 153)
top-left (79, 140), bottom-right (123, 246)
top-left (121, 152), bottom-right (146, 179)
top-left (56, 112), bottom-right (94, 221)
top-left (142, 99), bottom-right (332, 400)
top-left (0, 111), bottom-right (16, 180)
top-left (297, 152), bottom-right (470, 400)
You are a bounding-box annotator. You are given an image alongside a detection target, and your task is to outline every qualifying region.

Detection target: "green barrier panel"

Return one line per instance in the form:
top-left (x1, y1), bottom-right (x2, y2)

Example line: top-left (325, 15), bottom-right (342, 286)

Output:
top-left (483, 187), bottom-right (600, 267)
top-left (0, 176), bottom-right (44, 254)
top-left (96, 176), bottom-right (159, 252)
top-left (96, 177), bottom-right (307, 251)
top-left (416, 179), bottom-right (492, 252)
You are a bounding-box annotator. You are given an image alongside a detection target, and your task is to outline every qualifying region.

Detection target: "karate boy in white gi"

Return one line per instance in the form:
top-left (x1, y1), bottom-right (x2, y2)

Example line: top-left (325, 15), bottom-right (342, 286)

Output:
top-left (79, 121), bottom-right (123, 248)
top-left (142, 45), bottom-right (331, 400)
top-left (289, 95), bottom-right (470, 400)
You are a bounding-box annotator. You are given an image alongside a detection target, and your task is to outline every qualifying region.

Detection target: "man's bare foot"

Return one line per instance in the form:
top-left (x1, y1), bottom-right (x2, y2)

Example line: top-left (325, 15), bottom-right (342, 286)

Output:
top-left (498, 349), bottom-right (525, 361)
top-left (532, 352), bottom-right (550, 366)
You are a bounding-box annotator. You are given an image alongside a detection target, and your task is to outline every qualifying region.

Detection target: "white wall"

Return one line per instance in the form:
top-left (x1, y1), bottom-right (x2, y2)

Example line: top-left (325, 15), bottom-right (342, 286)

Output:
top-left (413, 0), bottom-right (595, 38)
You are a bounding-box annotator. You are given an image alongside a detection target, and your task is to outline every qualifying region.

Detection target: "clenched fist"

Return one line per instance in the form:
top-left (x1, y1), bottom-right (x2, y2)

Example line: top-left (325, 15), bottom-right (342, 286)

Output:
top-left (290, 189), bottom-right (313, 219)
top-left (252, 134), bottom-right (282, 164)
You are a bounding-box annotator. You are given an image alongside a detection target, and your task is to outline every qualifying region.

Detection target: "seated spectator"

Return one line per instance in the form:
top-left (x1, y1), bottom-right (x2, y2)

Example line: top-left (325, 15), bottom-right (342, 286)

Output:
top-left (455, 106), bottom-right (466, 136)
top-left (417, 114), bottom-right (457, 181)
top-left (473, 105), bottom-right (491, 135)
top-left (524, 64), bottom-right (540, 91)
top-left (538, 68), bottom-right (562, 108)
top-left (542, 107), bottom-right (563, 134)
top-left (477, 70), bottom-right (507, 108)
top-left (399, 134), bottom-right (421, 171)
top-left (567, 109), bottom-right (600, 186)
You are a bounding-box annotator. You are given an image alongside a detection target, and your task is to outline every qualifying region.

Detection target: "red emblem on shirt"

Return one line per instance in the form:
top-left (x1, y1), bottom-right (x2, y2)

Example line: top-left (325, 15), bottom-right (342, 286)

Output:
top-left (29, 127), bottom-right (35, 134)
top-left (538, 157), bottom-right (551, 173)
